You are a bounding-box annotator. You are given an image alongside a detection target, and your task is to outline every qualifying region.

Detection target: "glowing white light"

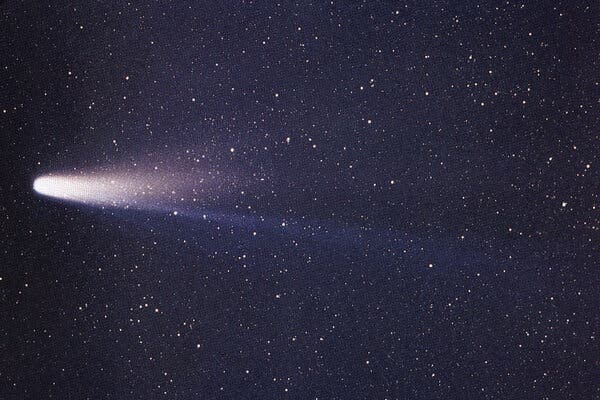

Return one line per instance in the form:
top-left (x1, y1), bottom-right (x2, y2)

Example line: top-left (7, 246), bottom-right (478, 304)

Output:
top-left (33, 175), bottom-right (141, 206)
top-left (34, 176), bottom-right (86, 200)
top-left (32, 170), bottom-right (217, 212)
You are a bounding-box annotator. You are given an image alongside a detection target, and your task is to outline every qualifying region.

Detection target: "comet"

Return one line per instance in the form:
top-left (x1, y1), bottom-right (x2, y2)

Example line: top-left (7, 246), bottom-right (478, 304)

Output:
top-left (32, 170), bottom-right (362, 245)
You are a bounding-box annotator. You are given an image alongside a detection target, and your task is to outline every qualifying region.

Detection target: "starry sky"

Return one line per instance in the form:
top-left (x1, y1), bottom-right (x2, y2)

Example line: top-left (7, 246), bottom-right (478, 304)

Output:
top-left (1, 1), bottom-right (599, 399)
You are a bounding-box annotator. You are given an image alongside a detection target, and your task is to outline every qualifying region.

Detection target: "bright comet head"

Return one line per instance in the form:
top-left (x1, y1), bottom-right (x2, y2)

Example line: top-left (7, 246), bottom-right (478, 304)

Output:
top-left (33, 173), bottom-right (152, 208)
top-left (32, 170), bottom-right (217, 211)
top-left (33, 175), bottom-right (107, 203)
top-left (33, 176), bottom-right (65, 197)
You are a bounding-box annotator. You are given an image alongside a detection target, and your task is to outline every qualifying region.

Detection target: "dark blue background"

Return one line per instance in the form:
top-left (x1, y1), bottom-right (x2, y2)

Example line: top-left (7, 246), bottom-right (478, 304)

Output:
top-left (1, 1), bottom-right (598, 398)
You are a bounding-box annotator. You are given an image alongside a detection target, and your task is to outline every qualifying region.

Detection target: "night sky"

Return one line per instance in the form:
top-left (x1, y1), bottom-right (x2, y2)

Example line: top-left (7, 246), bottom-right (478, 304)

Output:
top-left (1, 1), bottom-right (599, 399)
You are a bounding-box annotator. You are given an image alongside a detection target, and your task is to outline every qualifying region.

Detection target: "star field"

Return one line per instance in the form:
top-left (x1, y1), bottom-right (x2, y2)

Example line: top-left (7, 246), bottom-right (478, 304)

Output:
top-left (1, 1), bottom-right (599, 399)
